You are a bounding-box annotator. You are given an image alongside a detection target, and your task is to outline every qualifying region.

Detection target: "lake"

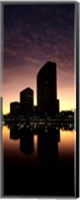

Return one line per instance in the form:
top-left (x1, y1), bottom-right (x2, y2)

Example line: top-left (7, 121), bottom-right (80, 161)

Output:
top-left (2, 124), bottom-right (75, 197)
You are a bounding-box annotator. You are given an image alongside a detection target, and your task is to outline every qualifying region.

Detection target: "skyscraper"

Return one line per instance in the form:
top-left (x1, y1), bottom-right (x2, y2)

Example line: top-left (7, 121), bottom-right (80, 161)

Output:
top-left (20, 87), bottom-right (33, 115)
top-left (37, 61), bottom-right (59, 116)
top-left (10, 101), bottom-right (20, 117)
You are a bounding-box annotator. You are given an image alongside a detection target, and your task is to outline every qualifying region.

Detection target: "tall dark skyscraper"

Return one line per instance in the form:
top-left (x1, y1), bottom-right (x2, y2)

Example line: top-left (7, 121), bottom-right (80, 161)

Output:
top-left (20, 87), bottom-right (33, 115)
top-left (37, 61), bottom-right (59, 115)
top-left (10, 102), bottom-right (20, 116)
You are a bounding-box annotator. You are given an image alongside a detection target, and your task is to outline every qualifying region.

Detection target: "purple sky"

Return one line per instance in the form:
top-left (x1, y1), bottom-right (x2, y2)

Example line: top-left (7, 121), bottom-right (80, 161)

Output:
top-left (3, 3), bottom-right (75, 114)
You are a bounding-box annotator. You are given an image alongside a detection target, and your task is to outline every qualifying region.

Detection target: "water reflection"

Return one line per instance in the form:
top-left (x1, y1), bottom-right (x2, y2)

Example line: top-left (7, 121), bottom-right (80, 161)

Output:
top-left (9, 125), bottom-right (60, 162)
top-left (10, 126), bottom-right (20, 140)
top-left (8, 123), bottom-right (75, 161)
top-left (20, 128), bottom-right (34, 155)
top-left (3, 124), bottom-right (74, 196)
top-left (36, 128), bottom-right (60, 192)
top-left (37, 128), bottom-right (60, 164)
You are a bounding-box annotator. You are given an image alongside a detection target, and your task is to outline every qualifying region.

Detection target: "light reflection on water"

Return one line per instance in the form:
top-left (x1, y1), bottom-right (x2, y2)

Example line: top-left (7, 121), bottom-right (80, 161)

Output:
top-left (3, 124), bottom-right (75, 197)
top-left (3, 125), bottom-right (75, 164)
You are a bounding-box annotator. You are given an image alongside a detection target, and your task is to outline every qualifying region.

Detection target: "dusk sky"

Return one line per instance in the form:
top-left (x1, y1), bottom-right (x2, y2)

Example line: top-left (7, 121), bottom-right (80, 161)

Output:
top-left (3, 3), bottom-right (75, 114)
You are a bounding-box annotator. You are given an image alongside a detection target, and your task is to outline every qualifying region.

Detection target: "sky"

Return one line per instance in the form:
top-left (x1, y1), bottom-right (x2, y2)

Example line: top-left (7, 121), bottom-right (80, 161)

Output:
top-left (3, 3), bottom-right (75, 114)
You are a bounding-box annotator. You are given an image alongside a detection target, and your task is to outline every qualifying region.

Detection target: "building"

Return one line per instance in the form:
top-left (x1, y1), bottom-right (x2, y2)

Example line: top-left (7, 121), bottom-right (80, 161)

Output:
top-left (10, 102), bottom-right (20, 117)
top-left (33, 105), bottom-right (38, 115)
top-left (20, 87), bottom-right (33, 115)
top-left (37, 61), bottom-right (59, 116)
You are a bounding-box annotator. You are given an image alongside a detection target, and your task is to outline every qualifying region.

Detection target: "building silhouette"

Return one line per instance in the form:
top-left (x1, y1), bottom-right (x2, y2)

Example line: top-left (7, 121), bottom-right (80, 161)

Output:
top-left (10, 102), bottom-right (20, 117)
top-left (33, 105), bottom-right (38, 115)
top-left (37, 61), bottom-right (59, 116)
top-left (7, 61), bottom-right (60, 118)
top-left (20, 87), bottom-right (33, 115)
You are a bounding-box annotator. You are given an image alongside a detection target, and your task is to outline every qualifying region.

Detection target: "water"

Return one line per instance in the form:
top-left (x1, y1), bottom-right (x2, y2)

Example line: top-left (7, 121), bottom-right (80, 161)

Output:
top-left (3, 125), bottom-right (75, 197)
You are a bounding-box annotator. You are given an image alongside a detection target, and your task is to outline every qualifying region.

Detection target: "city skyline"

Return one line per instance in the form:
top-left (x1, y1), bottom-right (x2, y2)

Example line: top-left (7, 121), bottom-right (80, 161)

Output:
top-left (3, 4), bottom-right (75, 114)
top-left (3, 60), bottom-right (75, 116)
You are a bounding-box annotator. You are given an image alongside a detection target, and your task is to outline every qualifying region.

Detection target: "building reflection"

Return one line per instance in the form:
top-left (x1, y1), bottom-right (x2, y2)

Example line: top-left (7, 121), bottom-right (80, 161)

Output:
top-left (37, 127), bottom-right (60, 165)
top-left (20, 128), bottom-right (34, 156)
top-left (36, 127), bottom-right (60, 195)
top-left (7, 123), bottom-right (74, 196)
top-left (9, 125), bottom-right (60, 165)
top-left (10, 126), bottom-right (20, 140)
